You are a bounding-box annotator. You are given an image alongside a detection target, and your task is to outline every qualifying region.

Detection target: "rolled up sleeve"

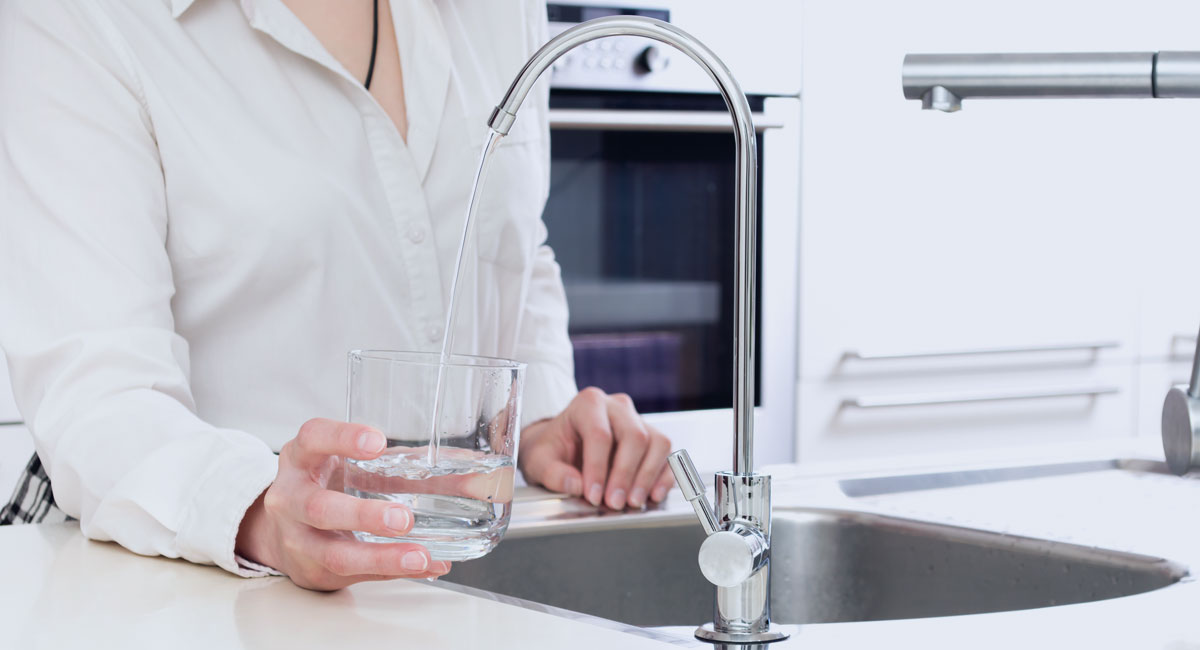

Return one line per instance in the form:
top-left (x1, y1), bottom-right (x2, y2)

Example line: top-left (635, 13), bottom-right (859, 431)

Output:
top-left (0, 0), bottom-right (276, 575)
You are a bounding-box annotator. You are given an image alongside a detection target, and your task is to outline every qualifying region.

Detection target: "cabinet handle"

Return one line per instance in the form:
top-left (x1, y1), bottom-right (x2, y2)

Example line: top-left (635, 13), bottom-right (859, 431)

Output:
top-left (841, 341), bottom-right (1119, 362)
top-left (840, 386), bottom-right (1119, 410)
top-left (0, 420), bottom-right (22, 427)
top-left (548, 109), bottom-right (783, 132)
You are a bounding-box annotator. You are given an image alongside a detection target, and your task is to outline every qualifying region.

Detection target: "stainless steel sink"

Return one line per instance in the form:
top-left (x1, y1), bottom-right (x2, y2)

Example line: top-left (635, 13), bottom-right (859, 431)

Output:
top-left (442, 507), bottom-right (1186, 627)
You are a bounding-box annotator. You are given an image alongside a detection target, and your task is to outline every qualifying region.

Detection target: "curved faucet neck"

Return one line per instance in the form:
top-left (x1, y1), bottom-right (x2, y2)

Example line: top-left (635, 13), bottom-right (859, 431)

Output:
top-left (487, 16), bottom-right (760, 474)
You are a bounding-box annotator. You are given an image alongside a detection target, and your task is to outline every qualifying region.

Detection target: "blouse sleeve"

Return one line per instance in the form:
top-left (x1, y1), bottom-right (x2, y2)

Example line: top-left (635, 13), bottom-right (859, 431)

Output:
top-left (0, 0), bottom-right (277, 576)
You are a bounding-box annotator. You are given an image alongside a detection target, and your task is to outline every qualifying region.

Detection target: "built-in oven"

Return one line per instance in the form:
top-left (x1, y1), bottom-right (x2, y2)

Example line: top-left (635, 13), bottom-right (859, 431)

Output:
top-left (543, 3), bottom-right (800, 470)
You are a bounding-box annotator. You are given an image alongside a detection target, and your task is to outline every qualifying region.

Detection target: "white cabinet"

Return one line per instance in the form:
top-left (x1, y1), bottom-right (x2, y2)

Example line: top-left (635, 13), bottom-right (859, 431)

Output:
top-left (796, 0), bottom-right (1200, 463)
top-left (1134, 163), bottom-right (1200, 363)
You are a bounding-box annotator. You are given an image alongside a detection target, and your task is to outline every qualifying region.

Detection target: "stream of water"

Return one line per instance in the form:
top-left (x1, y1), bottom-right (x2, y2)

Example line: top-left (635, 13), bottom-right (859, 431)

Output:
top-left (426, 130), bottom-right (504, 466)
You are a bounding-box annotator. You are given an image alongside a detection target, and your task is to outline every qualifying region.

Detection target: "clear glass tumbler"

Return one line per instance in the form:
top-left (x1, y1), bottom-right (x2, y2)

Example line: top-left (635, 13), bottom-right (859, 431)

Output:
top-left (343, 350), bottom-right (525, 561)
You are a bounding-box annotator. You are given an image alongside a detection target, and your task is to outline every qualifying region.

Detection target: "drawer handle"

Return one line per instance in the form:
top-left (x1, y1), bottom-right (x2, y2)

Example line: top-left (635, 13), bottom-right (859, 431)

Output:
top-left (842, 341), bottom-right (1119, 363)
top-left (548, 109), bottom-right (783, 132)
top-left (840, 386), bottom-right (1120, 410)
top-left (0, 420), bottom-right (22, 427)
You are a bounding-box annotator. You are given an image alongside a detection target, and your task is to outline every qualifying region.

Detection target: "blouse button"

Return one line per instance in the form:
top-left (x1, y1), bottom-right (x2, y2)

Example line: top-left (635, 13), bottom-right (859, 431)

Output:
top-left (407, 225), bottom-right (426, 244)
top-left (426, 326), bottom-right (441, 342)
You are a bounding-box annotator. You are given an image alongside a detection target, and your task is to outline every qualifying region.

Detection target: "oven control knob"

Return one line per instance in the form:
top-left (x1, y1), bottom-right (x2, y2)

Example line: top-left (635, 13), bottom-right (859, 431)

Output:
top-left (635, 45), bottom-right (668, 74)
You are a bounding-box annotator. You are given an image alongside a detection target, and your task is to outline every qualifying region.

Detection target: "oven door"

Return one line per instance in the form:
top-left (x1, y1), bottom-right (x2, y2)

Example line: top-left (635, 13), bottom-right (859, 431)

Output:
top-left (544, 94), bottom-right (799, 470)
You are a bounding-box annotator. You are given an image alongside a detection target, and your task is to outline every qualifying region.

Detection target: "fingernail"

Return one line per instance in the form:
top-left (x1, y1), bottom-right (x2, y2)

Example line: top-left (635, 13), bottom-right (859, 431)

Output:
top-left (587, 483), bottom-right (604, 506)
top-left (402, 551), bottom-right (428, 572)
top-left (652, 485), bottom-right (669, 502)
top-left (385, 507), bottom-right (410, 533)
top-left (562, 476), bottom-right (582, 496)
top-left (357, 430), bottom-right (386, 454)
top-left (609, 488), bottom-right (627, 510)
top-left (629, 487), bottom-right (647, 508)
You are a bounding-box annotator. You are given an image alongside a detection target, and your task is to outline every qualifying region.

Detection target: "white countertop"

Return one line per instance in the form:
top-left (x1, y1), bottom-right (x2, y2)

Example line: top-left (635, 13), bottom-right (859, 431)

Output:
top-left (0, 522), bottom-right (675, 650)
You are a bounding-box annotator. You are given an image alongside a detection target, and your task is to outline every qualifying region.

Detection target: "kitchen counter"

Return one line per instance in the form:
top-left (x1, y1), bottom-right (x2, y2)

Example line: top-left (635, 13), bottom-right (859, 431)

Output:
top-left (0, 521), bottom-right (677, 649)
top-left (5, 441), bottom-right (1200, 650)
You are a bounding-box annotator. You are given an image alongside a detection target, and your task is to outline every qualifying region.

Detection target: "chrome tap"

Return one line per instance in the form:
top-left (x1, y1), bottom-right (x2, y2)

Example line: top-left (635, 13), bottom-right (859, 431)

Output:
top-left (900, 50), bottom-right (1200, 474)
top-left (486, 15), bottom-right (785, 644)
top-left (901, 51), bottom-right (1200, 112)
top-left (1163, 323), bottom-right (1200, 475)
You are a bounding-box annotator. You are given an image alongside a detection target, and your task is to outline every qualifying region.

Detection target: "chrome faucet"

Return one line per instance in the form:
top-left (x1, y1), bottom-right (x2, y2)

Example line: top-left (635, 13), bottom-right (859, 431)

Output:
top-left (1163, 324), bottom-right (1200, 475)
top-left (901, 51), bottom-right (1200, 112)
top-left (900, 50), bottom-right (1200, 474)
top-left (486, 15), bottom-right (786, 644)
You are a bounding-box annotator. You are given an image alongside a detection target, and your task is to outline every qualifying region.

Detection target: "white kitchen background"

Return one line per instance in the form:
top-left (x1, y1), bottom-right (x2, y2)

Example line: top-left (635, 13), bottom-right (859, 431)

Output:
top-left (3, 0), bottom-right (1200, 494)
top-left (798, 0), bottom-right (1200, 466)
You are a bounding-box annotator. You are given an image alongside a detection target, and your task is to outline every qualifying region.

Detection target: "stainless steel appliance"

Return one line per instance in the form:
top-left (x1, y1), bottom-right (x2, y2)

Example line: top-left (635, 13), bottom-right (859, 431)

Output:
top-left (543, 3), bottom-right (801, 471)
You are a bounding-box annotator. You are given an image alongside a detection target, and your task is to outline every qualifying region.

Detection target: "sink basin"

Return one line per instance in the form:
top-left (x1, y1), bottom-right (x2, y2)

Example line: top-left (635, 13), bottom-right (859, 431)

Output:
top-left (442, 507), bottom-right (1186, 627)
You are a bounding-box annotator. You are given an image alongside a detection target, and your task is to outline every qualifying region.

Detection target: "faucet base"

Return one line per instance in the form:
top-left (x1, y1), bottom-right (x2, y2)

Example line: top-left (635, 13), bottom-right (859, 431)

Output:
top-left (694, 623), bottom-right (790, 644)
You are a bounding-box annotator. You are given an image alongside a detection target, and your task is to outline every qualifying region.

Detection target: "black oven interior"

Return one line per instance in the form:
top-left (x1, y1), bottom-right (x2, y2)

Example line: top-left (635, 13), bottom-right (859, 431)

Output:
top-left (544, 92), bottom-right (764, 414)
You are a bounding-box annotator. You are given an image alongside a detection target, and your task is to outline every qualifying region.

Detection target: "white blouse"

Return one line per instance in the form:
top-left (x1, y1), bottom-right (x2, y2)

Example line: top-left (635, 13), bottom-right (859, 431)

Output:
top-left (0, 0), bottom-right (575, 575)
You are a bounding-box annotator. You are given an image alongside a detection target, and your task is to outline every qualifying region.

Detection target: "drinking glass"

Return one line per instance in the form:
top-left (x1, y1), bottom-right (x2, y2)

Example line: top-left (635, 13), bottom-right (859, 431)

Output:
top-left (343, 350), bottom-right (525, 561)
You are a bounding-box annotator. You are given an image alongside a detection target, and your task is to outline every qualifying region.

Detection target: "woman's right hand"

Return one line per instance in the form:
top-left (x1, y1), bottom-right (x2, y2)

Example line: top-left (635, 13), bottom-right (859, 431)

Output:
top-left (235, 418), bottom-right (452, 590)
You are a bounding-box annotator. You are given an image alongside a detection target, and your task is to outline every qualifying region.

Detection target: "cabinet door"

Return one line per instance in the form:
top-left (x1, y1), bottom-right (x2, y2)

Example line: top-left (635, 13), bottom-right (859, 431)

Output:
top-left (1136, 181), bottom-right (1200, 362)
top-left (798, 0), bottom-right (1200, 383)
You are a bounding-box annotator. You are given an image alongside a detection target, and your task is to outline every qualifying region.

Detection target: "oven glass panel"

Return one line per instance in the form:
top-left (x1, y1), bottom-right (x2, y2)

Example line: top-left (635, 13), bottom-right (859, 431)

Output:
top-left (544, 117), bottom-right (764, 414)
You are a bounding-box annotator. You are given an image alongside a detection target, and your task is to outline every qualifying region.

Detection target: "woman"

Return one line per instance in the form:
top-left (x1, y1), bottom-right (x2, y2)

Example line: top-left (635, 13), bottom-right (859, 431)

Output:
top-left (0, 0), bottom-right (674, 590)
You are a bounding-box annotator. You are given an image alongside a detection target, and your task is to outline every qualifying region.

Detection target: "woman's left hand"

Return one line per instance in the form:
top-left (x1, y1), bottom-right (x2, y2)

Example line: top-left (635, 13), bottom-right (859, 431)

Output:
top-left (518, 387), bottom-right (675, 510)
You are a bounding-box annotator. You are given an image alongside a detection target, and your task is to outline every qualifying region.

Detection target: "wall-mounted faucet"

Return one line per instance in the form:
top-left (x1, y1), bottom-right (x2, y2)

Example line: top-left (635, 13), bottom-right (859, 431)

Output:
top-left (489, 16), bottom-right (787, 644)
top-left (1162, 324), bottom-right (1200, 475)
top-left (901, 49), bottom-right (1200, 475)
top-left (902, 51), bottom-right (1200, 111)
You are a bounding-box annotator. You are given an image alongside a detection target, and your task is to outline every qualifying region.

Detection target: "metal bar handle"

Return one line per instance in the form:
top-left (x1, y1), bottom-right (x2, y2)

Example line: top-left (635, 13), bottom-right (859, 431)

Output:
top-left (667, 449), bottom-right (719, 536)
top-left (548, 109), bottom-right (781, 132)
top-left (842, 341), bottom-right (1118, 363)
top-left (841, 386), bottom-right (1119, 410)
top-left (901, 51), bottom-right (1200, 111)
top-left (902, 52), bottom-right (1156, 101)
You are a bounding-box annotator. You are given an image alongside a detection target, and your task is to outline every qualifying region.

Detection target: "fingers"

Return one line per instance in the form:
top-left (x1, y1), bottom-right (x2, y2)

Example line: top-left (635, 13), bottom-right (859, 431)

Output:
top-left (345, 452), bottom-right (515, 503)
top-left (567, 387), bottom-right (614, 507)
top-left (627, 425), bottom-right (671, 508)
top-left (285, 418), bottom-right (387, 469)
top-left (290, 485), bottom-right (414, 538)
top-left (290, 535), bottom-right (454, 590)
top-left (314, 538), bottom-right (442, 579)
top-left (518, 443), bottom-right (586, 497)
top-left (602, 394), bottom-right (650, 510)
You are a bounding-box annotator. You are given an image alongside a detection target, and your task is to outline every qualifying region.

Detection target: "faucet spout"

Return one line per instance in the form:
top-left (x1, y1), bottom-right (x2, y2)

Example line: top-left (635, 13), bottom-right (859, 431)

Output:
top-left (487, 16), bottom-right (759, 476)
top-left (902, 51), bottom-right (1200, 111)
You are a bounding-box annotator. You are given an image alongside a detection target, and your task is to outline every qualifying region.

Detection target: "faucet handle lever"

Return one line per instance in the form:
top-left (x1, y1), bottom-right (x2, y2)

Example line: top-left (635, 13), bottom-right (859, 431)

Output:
top-left (668, 449), bottom-right (720, 536)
